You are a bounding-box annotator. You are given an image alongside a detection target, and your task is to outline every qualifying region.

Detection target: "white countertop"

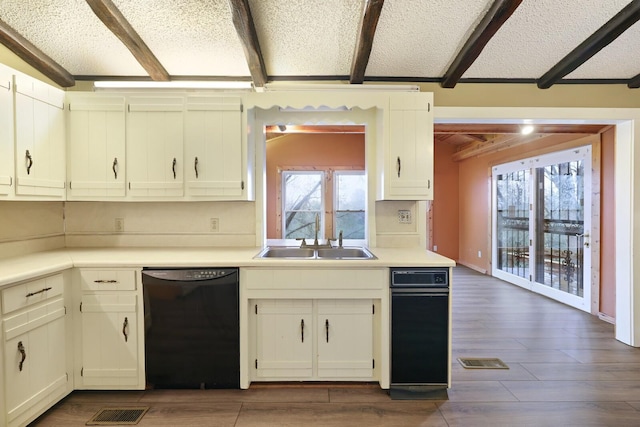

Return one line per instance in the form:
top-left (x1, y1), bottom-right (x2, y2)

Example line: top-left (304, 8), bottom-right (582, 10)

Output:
top-left (0, 246), bottom-right (455, 286)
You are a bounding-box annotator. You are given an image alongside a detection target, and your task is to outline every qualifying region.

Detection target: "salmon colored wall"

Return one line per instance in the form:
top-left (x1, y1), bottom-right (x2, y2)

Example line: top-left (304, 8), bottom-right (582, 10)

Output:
top-left (600, 128), bottom-right (616, 317)
top-left (432, 142), bottom-right (459, 259)
top-left (265, 133), bottom-right (365, 238)
top-left (443, 132), bottom-right (616, 315)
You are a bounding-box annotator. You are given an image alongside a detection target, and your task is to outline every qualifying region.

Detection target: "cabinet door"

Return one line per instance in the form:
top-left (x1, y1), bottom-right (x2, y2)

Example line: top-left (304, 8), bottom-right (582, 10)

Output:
top-left (0, 66), bottom-right (13, 196)
top-left (14, 74), bottom-right (66, 198)
top-left (185, 96), bottom-right (245, 199)
top-left (80, 294), bottom-right (140, 387)
top-left (67, 95), bottom-right (126, 199)
top-left (255, 299), bottom-right (313, 378)
top-left (316, 299), bottom-right (373, 378)
top-left (3, 297), bottom-right (67, 427)
top-left (127, 97), bottom-right (184, 198)
top-left (384, 92), bottom-right (433, 200)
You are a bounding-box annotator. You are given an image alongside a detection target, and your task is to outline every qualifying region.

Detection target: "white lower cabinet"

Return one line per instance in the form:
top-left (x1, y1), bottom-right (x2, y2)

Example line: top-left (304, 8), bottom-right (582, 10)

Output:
top-left (1, 272), bottom-right (71, 427)
top-left (253, 299), bottom-right (374, 381)
top-left (75, 268), bottom-right (144, 389)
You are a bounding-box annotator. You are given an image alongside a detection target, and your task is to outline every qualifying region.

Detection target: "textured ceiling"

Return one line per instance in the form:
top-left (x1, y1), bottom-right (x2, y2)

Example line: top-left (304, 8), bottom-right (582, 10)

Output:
top-left (0, 0), bottom-right (639, 88)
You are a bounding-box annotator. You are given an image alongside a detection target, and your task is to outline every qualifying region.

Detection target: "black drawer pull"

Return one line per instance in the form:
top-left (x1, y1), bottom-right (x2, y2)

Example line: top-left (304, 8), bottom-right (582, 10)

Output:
top-left (300, 319), bottom-right (305, 343)
top-left (325, 319), bottom-right (330, 343)
top-left (18, 341), bottom-right (26, 371)
top-left (93, 280), bottom-right (118, 284)
top-left (122, 317), bottom-right (129, 342)
top-left (26, 287), bottom-right (51, 297)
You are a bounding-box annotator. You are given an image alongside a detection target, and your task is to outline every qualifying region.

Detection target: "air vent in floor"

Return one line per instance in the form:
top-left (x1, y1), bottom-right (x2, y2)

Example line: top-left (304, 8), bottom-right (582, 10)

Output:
top-left (458, 357), bottom-right (509, 369)
top-left (86, 407), bottom-right (149, 425)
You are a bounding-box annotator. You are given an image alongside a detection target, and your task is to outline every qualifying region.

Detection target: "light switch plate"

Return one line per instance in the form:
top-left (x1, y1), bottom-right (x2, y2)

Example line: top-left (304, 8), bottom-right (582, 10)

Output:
top-left (398, 210), bottom-right (412, 224)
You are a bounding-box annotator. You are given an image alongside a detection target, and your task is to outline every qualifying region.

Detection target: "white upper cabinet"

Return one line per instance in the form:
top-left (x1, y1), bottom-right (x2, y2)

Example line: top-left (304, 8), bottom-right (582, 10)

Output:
top-left (14, 74), bottom-right (66, 199)
top-left (126, 97), bottom-right (184, 199)
top-left (185, 96), bottom-right (246, 200)
top-left (0, 65), bottom-right (13, 197)
top-left (378, 92), bottom-right (434, 200)
top-left (67, 95), bottom-right (126, 199)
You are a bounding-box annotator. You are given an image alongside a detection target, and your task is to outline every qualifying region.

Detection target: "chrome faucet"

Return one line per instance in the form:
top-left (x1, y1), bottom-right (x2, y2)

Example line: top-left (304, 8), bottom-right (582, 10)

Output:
top-left (313, 213), bottom-right (320, 247)
top-left (329, 230), bottom-right (343, 248)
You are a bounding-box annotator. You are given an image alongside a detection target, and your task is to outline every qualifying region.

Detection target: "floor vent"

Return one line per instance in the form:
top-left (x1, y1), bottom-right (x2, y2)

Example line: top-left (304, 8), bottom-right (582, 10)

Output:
top-left (458, 357), bottom-right (509, 369)
top-left (86, 407), bottom-right (149, 425)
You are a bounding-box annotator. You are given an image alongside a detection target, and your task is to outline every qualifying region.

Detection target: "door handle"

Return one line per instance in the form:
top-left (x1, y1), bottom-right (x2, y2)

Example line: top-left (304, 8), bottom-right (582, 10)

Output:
top-left (26, 150), bottom-right (33, 175)
top-left (396, 157), bottom-right (401, 178)
top-left (576, 233), bottom-right (590, 247)
top-left (300, 318), bottom-right (304, 343)
top-left (172, 158), bottom-right (177, 179)
top-left (325, 319), bottom-right (329, 343)
top-left (122, 317), bottom-right (129, 342)
top-left (194, 157), bottom-right (199, 179)
top-left (18, 341), bottom-right (26, 371)
top-left (112, 157), bottom-right (118, 179)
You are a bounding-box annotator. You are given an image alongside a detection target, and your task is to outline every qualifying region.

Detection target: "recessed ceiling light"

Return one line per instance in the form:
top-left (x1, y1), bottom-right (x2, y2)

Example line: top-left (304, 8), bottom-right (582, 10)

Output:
top-left (521, 125), bottom-right (535, 135)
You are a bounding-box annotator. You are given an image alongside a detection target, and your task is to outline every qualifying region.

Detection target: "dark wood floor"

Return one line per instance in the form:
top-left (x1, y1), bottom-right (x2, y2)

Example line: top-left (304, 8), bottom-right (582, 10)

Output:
top-left (30, 267), bottom-right (640, 426)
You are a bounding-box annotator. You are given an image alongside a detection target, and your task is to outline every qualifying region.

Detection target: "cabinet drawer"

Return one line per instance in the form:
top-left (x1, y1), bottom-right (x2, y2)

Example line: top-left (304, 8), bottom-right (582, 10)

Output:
top-left (1, 273), bottom-right (64, 314)
top-left (79, 269), bottom-right (137, 291)
top-left (3, 296), bottom-right (65, 340)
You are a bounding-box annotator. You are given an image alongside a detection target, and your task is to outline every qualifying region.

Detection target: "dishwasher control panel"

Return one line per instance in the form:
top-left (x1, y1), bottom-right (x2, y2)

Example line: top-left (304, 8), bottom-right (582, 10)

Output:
top-left (142, 268), bottom-right (238, 282)
top-left (390, 268), bottom-right (449, 287)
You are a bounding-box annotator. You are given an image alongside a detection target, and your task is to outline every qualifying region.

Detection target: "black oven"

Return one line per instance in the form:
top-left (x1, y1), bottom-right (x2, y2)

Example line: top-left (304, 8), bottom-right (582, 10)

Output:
top-left (390, 267), bottom-right (450, 399)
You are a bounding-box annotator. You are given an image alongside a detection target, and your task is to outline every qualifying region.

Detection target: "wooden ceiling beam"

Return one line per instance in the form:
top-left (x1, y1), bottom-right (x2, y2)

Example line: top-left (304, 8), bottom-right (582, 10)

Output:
top-left (0, 19), bottom-right (75, 87)
top-left (350, 0), bottom-right (385, 84)
top-left (451, 133), bottom-right (544, 162)
top-left (435, 123), bottom-right (607, 134)
top-left (628, 71), bottom-right (640, 89)
top-left (85, 0), bottom-right (169, 81)
top-left (441, 0), bottom-right (523, 88)
top-left (538, 0), bottom-right (640, 89)
top-left (228, 0), bottom-right (267, 88)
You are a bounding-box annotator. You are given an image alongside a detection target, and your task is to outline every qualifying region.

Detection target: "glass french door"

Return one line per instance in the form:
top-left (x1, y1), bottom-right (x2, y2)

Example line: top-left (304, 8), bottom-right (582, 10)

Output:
top-left (492, 146), bottom-right (592, 311)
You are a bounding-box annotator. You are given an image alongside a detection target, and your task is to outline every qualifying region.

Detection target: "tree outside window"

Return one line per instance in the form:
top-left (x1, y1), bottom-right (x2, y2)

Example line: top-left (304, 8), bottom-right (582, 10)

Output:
top-left (281, 169), bottom-right (365, 241)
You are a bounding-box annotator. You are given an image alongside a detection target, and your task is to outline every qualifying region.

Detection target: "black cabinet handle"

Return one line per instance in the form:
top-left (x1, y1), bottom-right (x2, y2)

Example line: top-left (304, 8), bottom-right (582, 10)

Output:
top-left (194, 157), bottom-right (199, 179)
top-left (26, 150), bottom-right (33, 175)
top-left (172, 158), bottom-right (177, 179)
top-left (112, 157), bottom-right (118, 179)
top-left (301, 319), bottom-right (305, 343)
top-left (93, 279), bottom-right (118, 284)
top-left (325, 319), bottom-right (329, 343)
top-left (18, 341), bottom-right (26, 371)
top-left (122, 317), bottom-right (129, 342)
top-left (25, 287), bottom-right (52, 297)
top-left (397, 156), bottom-right (401, 178)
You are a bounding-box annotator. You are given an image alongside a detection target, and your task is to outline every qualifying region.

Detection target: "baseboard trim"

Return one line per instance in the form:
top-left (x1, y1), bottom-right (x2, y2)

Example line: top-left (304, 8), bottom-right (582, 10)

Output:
top-left (455, 260), bottom-right (488, 274)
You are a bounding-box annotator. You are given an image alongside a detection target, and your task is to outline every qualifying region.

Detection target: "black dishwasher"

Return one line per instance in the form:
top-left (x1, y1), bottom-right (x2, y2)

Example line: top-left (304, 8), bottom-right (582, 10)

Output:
top-left (142, 268), bottom-right (239, 389)
top-left (390, 267), bottom-right (450, 399)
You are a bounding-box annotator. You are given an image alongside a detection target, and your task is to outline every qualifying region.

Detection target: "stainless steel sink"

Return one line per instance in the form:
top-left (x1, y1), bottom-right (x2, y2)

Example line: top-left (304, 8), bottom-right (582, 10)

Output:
top-left (316, 247), bottom-right (376, 259)
top-left (255, 247), bottom-right (315, 258)
top-left (255, 246), bottom-right (376, 260)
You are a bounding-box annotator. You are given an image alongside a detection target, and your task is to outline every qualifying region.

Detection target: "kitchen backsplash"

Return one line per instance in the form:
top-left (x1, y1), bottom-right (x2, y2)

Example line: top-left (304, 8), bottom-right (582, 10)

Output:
top-left (64, 201), bottom-right (257, 247)
top-left (0, 201), bottom-right (65, 258)
top-left (0, 199), bottom-right (426, 258)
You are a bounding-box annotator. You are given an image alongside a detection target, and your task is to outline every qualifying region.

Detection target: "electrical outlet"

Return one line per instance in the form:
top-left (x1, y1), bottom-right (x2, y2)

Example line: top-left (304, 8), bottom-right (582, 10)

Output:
top-left (478, 250), bottom-right (482, 258)
top-left (398, 210), bottom-right (412, 224)
top-left (433, 245), bottom-right (438, 252)
top-left (114, 218), bottom-right (124, 232)
top-left (210, 218), bottom-right (219, 232)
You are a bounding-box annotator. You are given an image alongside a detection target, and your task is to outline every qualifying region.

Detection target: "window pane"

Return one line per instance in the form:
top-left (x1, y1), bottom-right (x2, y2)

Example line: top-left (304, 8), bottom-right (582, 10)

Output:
top-left (336, 174), bottom-right (366, 211)
top-left (284, 211), bottom-right (318, 239)
top-left (336, 211), bottom-right (365, 239)
top-left (283, 173), bottom-right (322, 210)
